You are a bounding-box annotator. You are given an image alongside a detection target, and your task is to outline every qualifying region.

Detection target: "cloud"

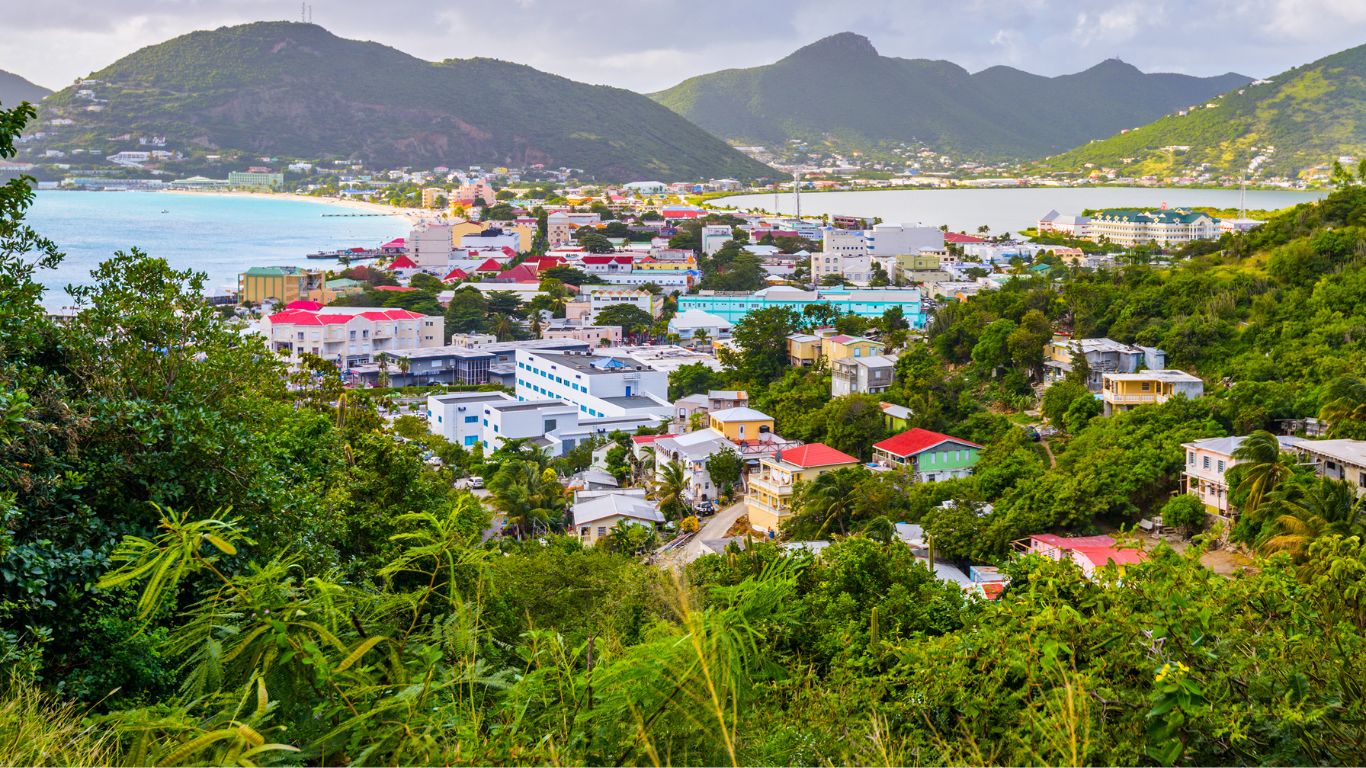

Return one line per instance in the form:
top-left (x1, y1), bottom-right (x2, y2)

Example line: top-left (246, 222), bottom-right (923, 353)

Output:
top-left (2, 0), bottom-right (1363, 91)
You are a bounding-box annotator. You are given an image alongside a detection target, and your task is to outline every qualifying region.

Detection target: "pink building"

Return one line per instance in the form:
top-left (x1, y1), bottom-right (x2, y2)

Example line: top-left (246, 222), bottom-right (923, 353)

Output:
top-left (259, 306), bottom-right (442, 366)
top-left (1017, 534), bottom-right (1145, 578)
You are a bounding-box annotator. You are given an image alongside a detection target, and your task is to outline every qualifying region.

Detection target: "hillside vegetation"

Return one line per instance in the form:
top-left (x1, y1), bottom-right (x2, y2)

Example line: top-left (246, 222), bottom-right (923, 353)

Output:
top-left (3, 98), bottom-right (1366, 765)
top-left (652, 32), bottom-right (1248, 160)
top-left (34, 22), bottom-right (773, 181)
top-left (1034, 42), bottom-right (1366, 180)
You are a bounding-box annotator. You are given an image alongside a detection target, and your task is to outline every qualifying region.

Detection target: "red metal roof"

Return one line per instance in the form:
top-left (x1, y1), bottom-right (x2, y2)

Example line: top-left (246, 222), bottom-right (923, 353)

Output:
top-left (874, 428), bottom-right (981, 458)
top-left (944, 232), bottom-right (988, 244)
top-left (284, 300), bottom-right (324, 311)
top-left (475, 258), bottom-right (503, 272)
top-left (580, 255), bottom-right (633, 264)
top-left (443, 268), bottom-right (468, 282)
top-left (388, 255), bottom-right (419, 269)
top-left (774, 443), bottom-right (858, 468)
top-left (374, 285), bottom-right (417, 292)
top-left (631, 434), bottom-right (676, 445)
top-left (491, 264), bottom-right (541, 283)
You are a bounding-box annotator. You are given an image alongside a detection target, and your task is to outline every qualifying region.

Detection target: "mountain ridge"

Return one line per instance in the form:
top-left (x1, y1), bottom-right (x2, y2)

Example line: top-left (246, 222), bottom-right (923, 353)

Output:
top-left (32, 22), bottom-right (773, 181)
top-left (1033, 42), bottom-right (1366, 180)
top-left (0, 69), bottom-right (51, 107)
top-left (651, 34), bottom-right (1252, 160)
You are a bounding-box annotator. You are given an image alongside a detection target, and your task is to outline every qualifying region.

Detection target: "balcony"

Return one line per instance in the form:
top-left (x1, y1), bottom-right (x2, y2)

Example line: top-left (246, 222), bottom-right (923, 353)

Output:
top-left (1104, 393), bottom-right (1160, 404)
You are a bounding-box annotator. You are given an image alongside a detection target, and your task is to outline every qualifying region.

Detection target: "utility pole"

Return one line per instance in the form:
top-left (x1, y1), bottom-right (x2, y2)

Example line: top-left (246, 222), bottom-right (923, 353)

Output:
top-left (792, 170), bottom-right (801, 223)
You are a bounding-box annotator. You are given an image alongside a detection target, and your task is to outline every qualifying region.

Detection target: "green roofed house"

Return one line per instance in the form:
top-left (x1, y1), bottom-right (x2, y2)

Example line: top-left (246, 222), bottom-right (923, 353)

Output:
top-left (238, 265), bottom-right (334, 305)
top-left (1086, 208), bottom-right (1218, 247)
top-left (326, 277), bottom-right (365, 297)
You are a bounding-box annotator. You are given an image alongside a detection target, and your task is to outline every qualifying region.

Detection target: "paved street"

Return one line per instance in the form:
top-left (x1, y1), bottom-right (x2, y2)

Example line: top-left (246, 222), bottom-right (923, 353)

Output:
top-left (677, 498), bottom-right (749, 563)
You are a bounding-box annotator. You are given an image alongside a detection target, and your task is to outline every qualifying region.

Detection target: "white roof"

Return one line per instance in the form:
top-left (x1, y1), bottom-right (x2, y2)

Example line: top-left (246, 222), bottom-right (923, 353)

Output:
top-left (668, 309), bottom-right (732, 330)
top-left (708, 406), bottom-right (771, 422)
top-left (1104, 369), bottom-right (1202, 383)
top-left (572, 493), bottom-right (664, 527)
top-left (1295, 439), bottom-right (1366, 467)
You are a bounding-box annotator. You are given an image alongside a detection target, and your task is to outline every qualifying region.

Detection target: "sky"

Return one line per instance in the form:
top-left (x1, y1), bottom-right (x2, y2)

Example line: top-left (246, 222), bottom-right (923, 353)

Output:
top-left (5, 0), bottom-right (1365, 92)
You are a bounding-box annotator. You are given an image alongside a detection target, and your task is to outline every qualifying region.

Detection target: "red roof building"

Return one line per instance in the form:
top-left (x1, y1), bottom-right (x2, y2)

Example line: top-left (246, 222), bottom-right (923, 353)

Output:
top-left (1019, 534), bottom-right (1146, 578)
top-left (374, 285), bottom-right (418, 292)
top-left (489, 264), bottom-right (541, 283)
top-left (873, 428), bottom-right (982, 459)
top-left (944, 232), bottom-right (988, 244)
top-left (443, 267), bottom-right (468, 283)
top-left (388, 254), bottom-right (419, 269)
top-left (474, 258), bottom-right (503, 273)
top-left (284, 300), bottom-right (324, 311)
top-left (774, 443), bottom-right (859, 468)
top-left (873, 428), bottom-right (982, 482)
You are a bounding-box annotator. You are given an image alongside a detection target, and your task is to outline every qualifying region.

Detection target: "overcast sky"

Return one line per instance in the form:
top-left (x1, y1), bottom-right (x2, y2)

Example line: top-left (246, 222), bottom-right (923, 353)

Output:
top-left (5, 0), bottom-right (1365, 92)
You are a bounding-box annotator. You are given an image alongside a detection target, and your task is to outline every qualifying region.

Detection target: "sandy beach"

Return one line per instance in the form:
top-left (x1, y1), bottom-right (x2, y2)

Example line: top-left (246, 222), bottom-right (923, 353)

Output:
top-left (158, 189), bottom-right (433, 220)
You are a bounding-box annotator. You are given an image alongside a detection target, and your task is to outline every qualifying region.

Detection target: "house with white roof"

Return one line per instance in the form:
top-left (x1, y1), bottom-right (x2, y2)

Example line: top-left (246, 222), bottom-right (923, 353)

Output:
top-left (572, 492), bottom-right (664, 546)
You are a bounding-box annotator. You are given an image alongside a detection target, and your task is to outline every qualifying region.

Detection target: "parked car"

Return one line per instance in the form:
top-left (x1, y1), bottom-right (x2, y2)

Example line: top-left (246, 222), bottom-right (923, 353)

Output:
top-left (468, 476), bottom-right (484, 489)
top-left (694, 499), bottom-right (715, 515)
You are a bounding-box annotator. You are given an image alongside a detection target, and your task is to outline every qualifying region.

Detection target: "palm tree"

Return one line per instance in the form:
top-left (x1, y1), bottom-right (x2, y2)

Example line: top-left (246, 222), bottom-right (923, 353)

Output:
top-left (652, 460), bottom-right (689, 519)
top-left (488, 460), bottom-right (566, 539)
top-left (1261, 478), bottom-right (1365, 560)
top-left (1230, 431), bottom-right (1294, 515)
top-left (788, 467), bottom-right (863, 538)
top-left (490, 314), bottom-right (517, 342)
top-left (376, 352), bottom-right (391, 389)
top-left (1320, 376), bottom-right (1366, 437)
top-left (692, 329), bottom-right (710, 348)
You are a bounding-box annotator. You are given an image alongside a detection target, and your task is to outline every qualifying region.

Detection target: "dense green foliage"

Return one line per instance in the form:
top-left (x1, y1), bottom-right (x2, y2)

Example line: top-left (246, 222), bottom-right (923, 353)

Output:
top-left (4, 103), bottom-right (1366, 766)
top-left (34, 22), bottom-right (773, 181)
top-left (652, 32), bottom-right (1248, 160)
top-left (1035, 42), bottom-right (1366, 178)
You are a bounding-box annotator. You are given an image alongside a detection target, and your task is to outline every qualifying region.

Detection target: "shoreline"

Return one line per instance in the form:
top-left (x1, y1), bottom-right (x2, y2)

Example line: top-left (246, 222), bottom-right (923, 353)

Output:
top-left (156, 189), bottom-right (431, 220)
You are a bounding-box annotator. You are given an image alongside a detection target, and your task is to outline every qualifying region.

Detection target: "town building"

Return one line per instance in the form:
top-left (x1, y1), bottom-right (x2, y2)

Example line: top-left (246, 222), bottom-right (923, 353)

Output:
top-left (1043, 337), bottom-right (1166, 391)
top-left (238, 267), bottom-right (334, 306)
top-left (747, 444), bottom-right (861, 533)
top-left (651, 430), bottom-right (740, 503)
top-left (1290, 439), bottom-right (1366, 494)
top-left (572, 493), bottom-right (664, 546)
top-left (586, 287), bottom-right (659, 321)
top-left (872, 428), bottom-right (981, 482)
top-left (831, 354), bottom-right (897, 397)
top-left (406, 221), bottom-right (454, 268)
top-left (701, 224), bottom-right (733, 255)
top-left (667, 309), bottom-right (732, 343)
top-left (679, 287), bottom-right (926, 326)
top-left (1016, 534), bottom-right (1145, 579)
top-left (1086, 209), bottom-right (1219, 247)
top-left (427, 391), bottom-right (515, 448)
top-left (542, 325), bottom-right (623, 347)
top-left (599, 345), bottom-right (724, 375)
top-left (227, 170), bottom-right (284, 191)
top-left (347, 338), bottom-right (591, 386)
top-left (259, 305), bottom-right (444, 366)
top-left (1101, 370), bottom-right (1205, 415)
top-left (420, 187), bottom-right (446, 209)
top-left (479, 398), bottom-right (659, 455)
top-left (514, 349), bottom-right (670, 419)
top-left (1037, 210), bottom-right (1092, 236)
top-left (1181, 435), bottom-right (1306, 520)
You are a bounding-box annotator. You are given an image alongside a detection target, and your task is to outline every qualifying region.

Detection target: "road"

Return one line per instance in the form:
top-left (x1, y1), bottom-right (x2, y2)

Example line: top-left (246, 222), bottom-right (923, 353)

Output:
top-left (676, 499), bottom-right (749, 564)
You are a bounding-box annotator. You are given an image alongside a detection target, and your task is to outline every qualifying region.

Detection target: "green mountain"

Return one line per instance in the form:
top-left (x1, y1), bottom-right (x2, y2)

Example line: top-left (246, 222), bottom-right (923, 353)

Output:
top-left (0, 69), bottom-right (50, 106)
top-left (652, 32), bottom-right (1250, 159)
top-left (35, 22), bottom-right (773, 181)
top-left (1034, 43), bottom-right (1366, 181)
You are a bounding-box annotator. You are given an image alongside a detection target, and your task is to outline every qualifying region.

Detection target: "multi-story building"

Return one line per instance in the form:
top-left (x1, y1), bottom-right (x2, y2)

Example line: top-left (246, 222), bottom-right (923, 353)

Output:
top-left (576, 255), bottom-right (636, 274)
top-left (227, 170), bottom-right (283, 191)
top-left (809, 251), bottom-right (842, 284)
top-left (407, 221), bottom-right (454, 268)
top-left (747, 444), bottom-right (861, 533)
top-left (238, 267), bottom-right (333, 306)
top-left (821, 334), bottom-right (885, 363)
top-left (679, 287), bottom-right (926, 326)
top-left (427, 391), bottom-right (515, 448)
top-left (1086, 209), bottom-right (1219, 247)
top-left (831, 355), bottom-right (897, 397)
top-left (479, 398), bottom-right (658, 455)
top-left (872, 428), bottom-right (981, 483)
top-left (344, 338), bottom-right (591, 387)
top-left (1181, 435), bottom-right (1306, 519)
top-left (421, 187), bottom-right (446, 209)
top-left (701, 224), bottom-right (733, 255)
top-left (259, 306), bottom-right (444, 366)
top-left (586, 287), bottom-right (659, 321)
top-left (449, 179), bottom-right (496, 207)
top-left (651, 429), bottom-right (739, 503)
top-left (1037, 210), bottom-right (1092, 236)
top-left (1101, 370), bottom-right (1205, 415)
top-left (514, 349), bottom-right (670, 419)
top-left (787, 333), bottom-right (823, 367)
top-left (864, 224), bottom-right (943, 277)
top-left (821, 227), bottom-right (867, 259)
top-left (1043, 337), bottom-right (1166, 391)
top-left (542, 325), bottom-right (623, 347)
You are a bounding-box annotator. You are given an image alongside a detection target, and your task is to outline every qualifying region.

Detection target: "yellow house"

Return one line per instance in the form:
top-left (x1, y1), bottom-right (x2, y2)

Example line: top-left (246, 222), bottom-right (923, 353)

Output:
top-left (1101, 370), bottom-right (1205, 416)
top-left (747, 444), bottom-right (861, 533)
top-left (448, 219), bottom-right (487, 245)
top-left (821, 334), bottom-right (885, 363)
top-left (707, 407), bottom-right (774, 442)
top-left (896, 252), bottom-right (942, 273)
top-left (787, 333), bottom-right (822, 366)
top-left (238, 266), bottom-right (335, 306)
top-left (420, 187), bottom-right (446, 209)
top-left (635, 255), bottom-right (697, 271)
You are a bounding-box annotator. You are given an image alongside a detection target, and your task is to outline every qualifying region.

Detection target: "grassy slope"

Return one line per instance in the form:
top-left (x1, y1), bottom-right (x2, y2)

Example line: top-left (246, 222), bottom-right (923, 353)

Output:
top-left (1033, 43), bottom-right (1366, 178)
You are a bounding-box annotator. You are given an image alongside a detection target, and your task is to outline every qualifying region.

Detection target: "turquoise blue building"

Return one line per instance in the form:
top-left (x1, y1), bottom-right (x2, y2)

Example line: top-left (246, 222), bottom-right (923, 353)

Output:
top-left (677, 287), bottom-right (927, 327)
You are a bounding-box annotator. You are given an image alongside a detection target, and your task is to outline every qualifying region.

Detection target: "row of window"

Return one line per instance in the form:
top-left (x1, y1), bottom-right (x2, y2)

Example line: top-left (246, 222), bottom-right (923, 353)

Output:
top-left (1187, 452), bottom-right (1227, 473)
top-left (516, 363), bottom-right (587, 393)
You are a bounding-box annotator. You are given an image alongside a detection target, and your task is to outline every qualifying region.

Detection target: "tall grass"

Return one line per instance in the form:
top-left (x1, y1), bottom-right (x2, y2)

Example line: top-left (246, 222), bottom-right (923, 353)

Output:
top-left (0, 681), bottom-right (116, 767)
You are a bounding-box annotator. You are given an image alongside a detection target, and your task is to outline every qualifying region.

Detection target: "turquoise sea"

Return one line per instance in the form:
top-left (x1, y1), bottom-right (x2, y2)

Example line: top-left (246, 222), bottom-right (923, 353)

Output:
top-left (26, 191), bottom-right (408, 305)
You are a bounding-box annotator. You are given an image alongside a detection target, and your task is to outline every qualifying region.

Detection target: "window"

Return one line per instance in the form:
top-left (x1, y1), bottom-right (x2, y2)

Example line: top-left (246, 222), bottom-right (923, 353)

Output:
top-left (1187, 451), bottom-right (1195, 465)
top-left (464, 435), bottom-right (476, 446)
top-left (464, 415), bottom-right (477, 423)
top-left (1217, 460), bottom-right (1225, 473)
top-left (1202, 456), bottom-right (1210, 470)
top-left (597, 526), bottom-right (607, 537)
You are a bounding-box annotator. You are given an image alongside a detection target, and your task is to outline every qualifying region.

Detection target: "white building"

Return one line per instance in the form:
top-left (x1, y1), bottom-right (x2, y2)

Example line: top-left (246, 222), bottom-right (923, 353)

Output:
top-left (651, 430), bottom-right (737, 503)
top-left (259, 306), bottom-right (444, 366)
top-left (427, 391), bottom-right (515, 448)
top-left (586, 287), bottom-right (659, 321)
top-left (478, 398), bottom-right (658, 455)
top-left (458, 231), bottom-right (520, 252)
top-left (821, 227), bottom-right (867, 259)
top-left (572, 492), bottom-right (664, 546)
top-left (515, 349), bottom-right (671, 419)
top-left (407, 221), bottom-right (454, 268)
top-left (668, 309), bottom-right (733, 341)
top-left (701, 224), bottom-right (734, 255)
top-left (600, 345), bottom-right (724, 375)
top-left (831, 354), bottom-right (897, 397)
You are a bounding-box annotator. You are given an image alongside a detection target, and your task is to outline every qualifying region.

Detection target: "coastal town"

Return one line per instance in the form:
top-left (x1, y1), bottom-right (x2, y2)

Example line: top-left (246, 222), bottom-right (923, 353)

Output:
top-left (4, 8), bottom-right (1366, 766)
